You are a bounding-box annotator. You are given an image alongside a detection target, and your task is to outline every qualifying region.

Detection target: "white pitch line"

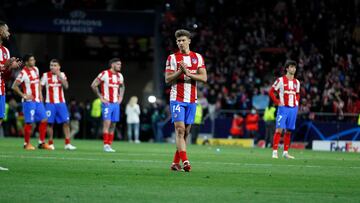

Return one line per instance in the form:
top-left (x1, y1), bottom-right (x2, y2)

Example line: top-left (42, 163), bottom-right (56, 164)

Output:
top-left (1, 154), bottom-right (360, 170)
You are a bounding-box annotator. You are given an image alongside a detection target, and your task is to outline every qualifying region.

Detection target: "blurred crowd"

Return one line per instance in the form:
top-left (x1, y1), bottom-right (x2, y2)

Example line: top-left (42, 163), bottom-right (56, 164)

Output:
top-left (161, 0), bottom-right (360, 119)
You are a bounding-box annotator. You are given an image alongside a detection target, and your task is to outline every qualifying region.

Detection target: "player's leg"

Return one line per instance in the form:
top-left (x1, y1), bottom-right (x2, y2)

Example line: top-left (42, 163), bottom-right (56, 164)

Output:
top-left (108, 103), bottom-right (120, 147)
top-left (56, 103), bottom-right (76, 150)
top-left (174, 121), bottom-right (187, 170)
top-left (22, 102), bottom-right (35, 150)
top-left (282, 107), bottom-right (298, 159)
top-left (102, 103), bottom-right (115, 152)
top-left (36, 102), bottom-right (50, 150)
top-left (170, 101), bottom-right (185, 171)
top-left (272, 106), bottom-right (287, 158)
top-left (108, 122), bottom-right (116, 145)
top-left (47, 123), bottom-right (55, 149)
top-left (180, 103), bottom-right (197, 172)
top-left (45, 103), bottom-right (56, 149)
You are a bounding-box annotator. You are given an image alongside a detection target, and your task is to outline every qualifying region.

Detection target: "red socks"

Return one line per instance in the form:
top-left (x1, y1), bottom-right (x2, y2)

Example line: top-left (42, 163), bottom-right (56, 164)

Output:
top-left (103, 133), bottom-right (115, 145)
top-left (65, 138), bottom-right (70, 145)
top-left (103, 133), bottom-right (109, 145)
top-left (24, 124), bottom-right (32, 144)
top-left (284, 132), bottom-right (291, 151)
top-left (48, 140), bottom-right (54, 145)
top-left (272, 132), bottom-right (281, 150)
top-left (179, 151), bottom-right (188, 163)
top-left (172, 150), bottom-right (180, 164)
top-left (39, 121), bottom-right (47, 143)
top-left (108, 133), bottom-right (114, 145)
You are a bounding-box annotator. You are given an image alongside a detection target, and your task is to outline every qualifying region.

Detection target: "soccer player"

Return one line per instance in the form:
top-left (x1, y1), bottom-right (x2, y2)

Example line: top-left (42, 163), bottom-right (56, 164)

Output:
top-left (165, 29), bottom-right (207, 172)
top-left (269, 60), bottom-right (300, 159)
top-left (0, 21), bottom-right (22, 171)
top-left (40, 59), bottom-right (76, 150)
top-left (12, 54), bottom-right (51, 150)
top-left (91, 58), bottom-right (125, 152)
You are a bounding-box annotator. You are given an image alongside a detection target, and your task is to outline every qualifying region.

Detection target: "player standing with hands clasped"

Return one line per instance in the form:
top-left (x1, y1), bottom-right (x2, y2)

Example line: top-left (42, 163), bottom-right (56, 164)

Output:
top-left (165, 29), bottom-right (207, 172)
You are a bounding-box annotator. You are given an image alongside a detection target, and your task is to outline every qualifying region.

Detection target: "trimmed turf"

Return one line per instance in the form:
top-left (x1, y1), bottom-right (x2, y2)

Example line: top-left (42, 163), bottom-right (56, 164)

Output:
top-left (1, 137), bottom-right (360, 203)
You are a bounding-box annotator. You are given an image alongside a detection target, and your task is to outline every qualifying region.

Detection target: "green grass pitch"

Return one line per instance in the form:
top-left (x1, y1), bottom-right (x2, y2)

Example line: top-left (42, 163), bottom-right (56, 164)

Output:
top-left (1, 138), bottom-right (360, 203)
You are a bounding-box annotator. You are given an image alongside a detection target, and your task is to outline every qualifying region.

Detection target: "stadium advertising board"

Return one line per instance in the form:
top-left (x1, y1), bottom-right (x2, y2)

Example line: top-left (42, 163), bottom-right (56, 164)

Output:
top-left (312, 140), bottom-right (360, 153)
top-left (196, 138), bottom-right (254, 147)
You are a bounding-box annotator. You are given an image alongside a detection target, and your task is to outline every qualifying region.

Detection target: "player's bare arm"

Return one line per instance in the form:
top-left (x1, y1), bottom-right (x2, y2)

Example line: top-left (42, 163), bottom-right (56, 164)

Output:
top-left (2, 57), bottom-right (21, 70)
top-left (118, 83), bottom-right (125, 104)
top-left (11, 80), bottom-right (33, 100)
top-left (165, 69), bottom-right (183, 84)
top-left (57, 71), bottom-right (69, 89)
top-left (183, 65), bottom-right (207, 83)
top-left (91, 78), bottom-right (107, 103)
top-left (39, 83), bottom-right (43, 102)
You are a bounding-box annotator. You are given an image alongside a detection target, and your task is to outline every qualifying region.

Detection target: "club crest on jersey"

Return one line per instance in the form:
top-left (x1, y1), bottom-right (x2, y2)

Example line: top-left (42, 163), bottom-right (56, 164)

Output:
top-left (191, 58), bottom-right (197, 64)
top-left (3, 53), bottom-right (7, 59)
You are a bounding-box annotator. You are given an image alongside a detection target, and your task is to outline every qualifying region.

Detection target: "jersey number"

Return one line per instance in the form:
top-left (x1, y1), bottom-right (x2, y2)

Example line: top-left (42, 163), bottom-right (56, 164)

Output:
top-left (172, 104), bottom-right (181, 113)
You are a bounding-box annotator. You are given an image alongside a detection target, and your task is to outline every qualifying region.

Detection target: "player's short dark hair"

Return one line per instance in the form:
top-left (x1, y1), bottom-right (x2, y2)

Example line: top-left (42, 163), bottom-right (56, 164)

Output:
top-left (108, 58), bottom-right (121, 67)
top-left (23, 54), bottom-right (35, 62)
top-left (284, 60), bottom-right (297, 69)
top-left (50, 59), bottom-right (60, 65)
top-left (175, 29), bottom-right (191, 39)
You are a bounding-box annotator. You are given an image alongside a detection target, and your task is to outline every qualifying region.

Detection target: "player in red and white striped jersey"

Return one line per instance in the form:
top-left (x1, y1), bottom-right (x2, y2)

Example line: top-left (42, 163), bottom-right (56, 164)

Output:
top-left (0, 20), bottom-right (22, 171)
top-left (269, 60), bottom-right (300, 159)
top-left (91, 58), bottom-right (125, 152)
top-left (41, 59), bottom-right (76, 150)
top-left (270, 75), bottom-right (300, 107)
top-left (165, 29), bottom-right (207, 172)
top-left (165, 50), bottom-right (205, 103)
top-left (12, 54), bottom-right (50, 150)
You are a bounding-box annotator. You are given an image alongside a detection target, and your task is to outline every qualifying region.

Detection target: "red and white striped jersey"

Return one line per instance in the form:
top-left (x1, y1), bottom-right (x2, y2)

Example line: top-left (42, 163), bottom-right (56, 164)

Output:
top-left (0, 45), bottom-right (10, 95)
top-left (165, 51), bottom-right (206, 103)
top-left (15, 66), bottom-right (41, 102)
top-left (96, 69), bottom-right (124, 103)
top-left (40, 71), bottom-right (67, 103)
top-left (272, 75), bottom-right (300, 107)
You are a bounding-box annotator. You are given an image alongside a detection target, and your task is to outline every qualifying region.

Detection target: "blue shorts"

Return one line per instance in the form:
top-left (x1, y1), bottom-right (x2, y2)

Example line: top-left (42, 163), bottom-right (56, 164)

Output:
top-left (0, 95), bottom-right (5, 119)
top-left (276, 106), bottom-right (298, 130)
top-left (102, 103), bottom-right (120, 122)
top-left (22, 101), bottom-right (47, 123)
top-left (170, 101), bottom-right (196, 124)
top-left (45, 103), bottom-right (70, 124)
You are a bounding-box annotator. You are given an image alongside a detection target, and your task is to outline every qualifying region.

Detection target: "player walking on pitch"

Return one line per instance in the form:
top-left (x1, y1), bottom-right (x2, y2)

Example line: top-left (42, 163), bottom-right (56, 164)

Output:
top-left (165, 29), bottom-right (207, 172)
top-left (91, 58), bottom-right (125, 152)
top-left (269, 60), bottom-right (300, 159)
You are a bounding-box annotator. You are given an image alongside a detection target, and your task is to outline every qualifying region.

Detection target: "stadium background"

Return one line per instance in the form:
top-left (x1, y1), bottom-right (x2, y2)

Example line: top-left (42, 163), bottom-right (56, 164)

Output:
top-left (0, 0), bottom-right (359, 146)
